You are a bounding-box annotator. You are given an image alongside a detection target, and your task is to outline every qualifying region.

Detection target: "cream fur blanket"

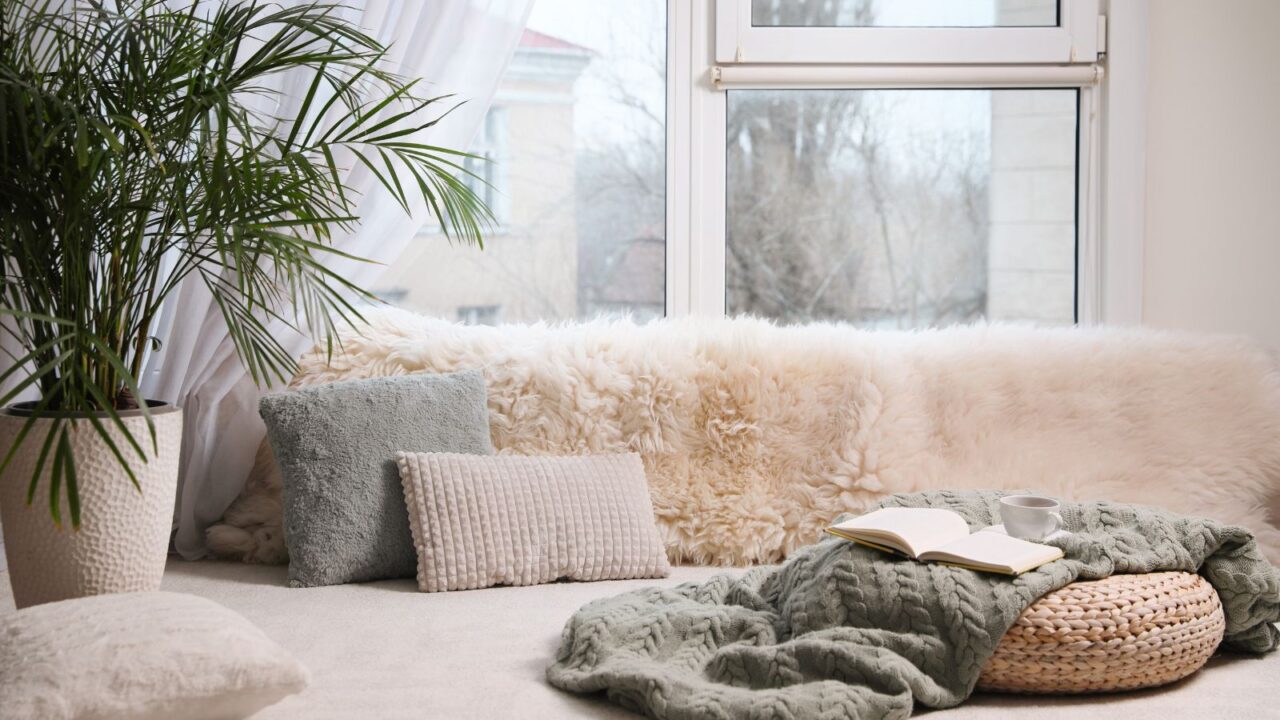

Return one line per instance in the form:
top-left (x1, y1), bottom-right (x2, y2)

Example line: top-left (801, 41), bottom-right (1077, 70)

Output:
top-left (208, 309), bottom-right (1280, 566)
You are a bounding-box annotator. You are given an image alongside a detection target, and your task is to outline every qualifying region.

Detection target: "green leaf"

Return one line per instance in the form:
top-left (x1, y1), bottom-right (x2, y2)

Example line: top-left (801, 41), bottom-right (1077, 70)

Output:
top-left (74, 115), bottom-right (88, 169)
top-left (84, 412), bottom-right (142, 493)
top-left (0, 0), bottom-right (493, 526)
top-left (91, 118), bottom-right (124, 153)
top-left (27, 418), bottom-right (62, 508)
top-left (48, 426), bottom-right (66, 528)
top-left (62, 430), bottom-right (81, 529)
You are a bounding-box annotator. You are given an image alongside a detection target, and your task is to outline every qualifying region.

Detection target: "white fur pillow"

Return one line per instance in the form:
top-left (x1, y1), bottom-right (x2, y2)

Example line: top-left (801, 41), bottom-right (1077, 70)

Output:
top-left (0, 591), bottom-right (308, 720)
top-left (397, 452), bottom-right (671, 592)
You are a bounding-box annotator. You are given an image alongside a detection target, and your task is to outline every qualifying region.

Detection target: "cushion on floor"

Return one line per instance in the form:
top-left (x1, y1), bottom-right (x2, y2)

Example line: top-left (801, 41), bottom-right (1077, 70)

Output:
top-left (0, 591), bottom-right (307, 720)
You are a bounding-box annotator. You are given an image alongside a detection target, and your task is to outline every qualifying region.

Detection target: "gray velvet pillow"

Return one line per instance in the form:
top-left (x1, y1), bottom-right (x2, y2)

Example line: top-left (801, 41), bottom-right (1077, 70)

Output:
top-left (260, 371), bottom-right (494, 587)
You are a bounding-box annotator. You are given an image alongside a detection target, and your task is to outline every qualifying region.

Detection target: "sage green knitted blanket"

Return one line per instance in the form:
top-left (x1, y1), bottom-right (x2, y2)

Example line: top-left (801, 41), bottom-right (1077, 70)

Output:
top-left (547, 491), bottom-right (1280, 719)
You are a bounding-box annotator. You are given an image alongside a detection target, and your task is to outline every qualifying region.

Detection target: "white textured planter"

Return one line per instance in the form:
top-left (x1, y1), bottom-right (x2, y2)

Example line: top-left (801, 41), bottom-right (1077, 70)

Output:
top-left (0, 402), bottom-right (182, 609)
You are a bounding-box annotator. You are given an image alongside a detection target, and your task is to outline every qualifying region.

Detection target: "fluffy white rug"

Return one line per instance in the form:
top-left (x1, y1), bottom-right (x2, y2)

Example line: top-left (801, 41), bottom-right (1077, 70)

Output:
top-left (208, 309), bottom-right (1280, 566)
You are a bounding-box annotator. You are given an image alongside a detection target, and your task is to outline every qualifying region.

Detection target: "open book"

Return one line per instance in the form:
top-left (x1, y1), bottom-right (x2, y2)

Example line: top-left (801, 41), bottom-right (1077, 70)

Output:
top-left (825, 508), bottom-right (1063, 576)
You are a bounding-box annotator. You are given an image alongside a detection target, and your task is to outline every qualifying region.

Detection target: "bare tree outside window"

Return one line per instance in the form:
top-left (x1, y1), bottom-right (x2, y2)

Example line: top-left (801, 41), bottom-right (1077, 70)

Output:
top-left (728, 0), bottom-right (1076, 328)
top-left (727, 89), bottom-right (993, 327)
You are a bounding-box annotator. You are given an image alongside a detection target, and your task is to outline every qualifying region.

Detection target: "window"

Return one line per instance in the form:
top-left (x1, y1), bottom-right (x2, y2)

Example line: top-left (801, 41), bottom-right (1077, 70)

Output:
top-left (664, 0), bottom-right (1105, 326)
top-left (750, 0), bottom-right (1058, 28)
top-left (376, 0), bottom-right (1110, 328)
top-left (457, 305), bottom-right (501, 326)
top-left (715, 0), bottom-right (1100, 65)
top-left (726, 89), bottom-right (1078, 327)
top-left (373, 1), bottom-right (666, 324)
top-left (462, 108), bottom-right (508, 228)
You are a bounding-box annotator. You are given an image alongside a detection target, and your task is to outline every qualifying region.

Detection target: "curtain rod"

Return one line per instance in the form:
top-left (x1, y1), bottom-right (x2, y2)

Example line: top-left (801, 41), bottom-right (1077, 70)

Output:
top-left (712, 64), bottom-right (1103, 90)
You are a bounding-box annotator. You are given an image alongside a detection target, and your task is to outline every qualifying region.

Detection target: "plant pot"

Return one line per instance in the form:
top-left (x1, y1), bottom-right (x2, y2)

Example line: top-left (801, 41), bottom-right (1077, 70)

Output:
top-left (0, 402), bottom-right (182, 609)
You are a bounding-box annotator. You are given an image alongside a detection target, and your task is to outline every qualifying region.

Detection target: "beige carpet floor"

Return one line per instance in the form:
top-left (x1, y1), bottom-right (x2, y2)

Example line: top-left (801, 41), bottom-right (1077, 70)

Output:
top-left (3, 560), bottom-right (1278, 719)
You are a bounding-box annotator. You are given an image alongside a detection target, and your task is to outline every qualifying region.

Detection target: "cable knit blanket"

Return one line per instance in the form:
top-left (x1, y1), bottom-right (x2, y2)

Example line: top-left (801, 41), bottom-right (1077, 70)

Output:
top-left (547, 491), bottom-right (1280, 719)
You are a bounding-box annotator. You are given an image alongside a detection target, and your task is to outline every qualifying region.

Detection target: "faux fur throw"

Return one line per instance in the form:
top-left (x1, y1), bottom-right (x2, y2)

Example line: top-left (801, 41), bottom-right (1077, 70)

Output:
top-left (208, 309), bottom-right (1280, 566)
top-left (547, 490), bottom-right (1280, 719)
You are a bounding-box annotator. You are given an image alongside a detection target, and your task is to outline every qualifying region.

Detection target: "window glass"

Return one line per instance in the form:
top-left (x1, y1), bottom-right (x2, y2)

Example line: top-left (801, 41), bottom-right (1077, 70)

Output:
top-left (726, 89), bottom-right (1077, 328)
top-left (373, 0), bottom-right (666, 324)
top-left (461, 109), bottom-right (508, 228)
top-left (751, 0), bottom-right (1058, 28)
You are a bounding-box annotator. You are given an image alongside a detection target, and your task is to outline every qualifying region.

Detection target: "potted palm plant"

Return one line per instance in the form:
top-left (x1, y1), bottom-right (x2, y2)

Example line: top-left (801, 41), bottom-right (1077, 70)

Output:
top-left (0, 0), bottom-right (491, 607)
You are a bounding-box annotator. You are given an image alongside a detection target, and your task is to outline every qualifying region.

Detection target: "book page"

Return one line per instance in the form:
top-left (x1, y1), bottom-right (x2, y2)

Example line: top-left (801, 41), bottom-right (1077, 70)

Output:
top-left (828, 508), bottom-right (971, 557)
top-left (919, 532), bottom-right (1062, 574)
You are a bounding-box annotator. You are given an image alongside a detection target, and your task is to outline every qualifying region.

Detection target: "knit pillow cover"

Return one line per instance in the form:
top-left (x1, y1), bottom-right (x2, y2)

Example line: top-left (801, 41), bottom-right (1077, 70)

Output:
top-left (396, 452), bottom-right (670, 592)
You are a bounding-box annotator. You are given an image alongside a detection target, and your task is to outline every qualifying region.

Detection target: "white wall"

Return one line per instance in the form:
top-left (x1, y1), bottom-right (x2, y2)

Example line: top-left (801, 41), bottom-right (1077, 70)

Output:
top-left (1142, 0), bottom-right (1280, 348)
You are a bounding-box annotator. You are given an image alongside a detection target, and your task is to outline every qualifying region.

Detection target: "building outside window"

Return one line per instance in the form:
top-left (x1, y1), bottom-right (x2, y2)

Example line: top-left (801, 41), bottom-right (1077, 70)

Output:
top-left (457, 304), bottom-right (502, 326)
top-left (373, 5), bottom-right (666, 324)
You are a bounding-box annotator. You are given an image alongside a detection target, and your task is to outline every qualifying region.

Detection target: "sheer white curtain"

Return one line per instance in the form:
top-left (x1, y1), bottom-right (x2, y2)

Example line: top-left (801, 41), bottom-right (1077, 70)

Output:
top-left (143, 0), bottom-right (535, 560)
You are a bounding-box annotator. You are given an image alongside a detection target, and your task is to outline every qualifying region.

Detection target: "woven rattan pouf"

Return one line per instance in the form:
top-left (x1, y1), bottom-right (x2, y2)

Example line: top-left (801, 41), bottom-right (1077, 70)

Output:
top-left (977, 571), bottom-right (1225, 694)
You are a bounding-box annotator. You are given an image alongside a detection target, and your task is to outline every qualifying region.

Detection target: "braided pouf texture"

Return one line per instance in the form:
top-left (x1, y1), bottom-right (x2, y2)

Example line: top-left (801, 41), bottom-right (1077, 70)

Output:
top-left (978, 571), bottom-right (1225, 694)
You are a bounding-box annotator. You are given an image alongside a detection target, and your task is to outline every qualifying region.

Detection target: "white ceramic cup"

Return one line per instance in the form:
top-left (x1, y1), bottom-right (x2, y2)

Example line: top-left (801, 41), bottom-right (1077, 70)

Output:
top-left (999, 495), bottom-right (1063, 541)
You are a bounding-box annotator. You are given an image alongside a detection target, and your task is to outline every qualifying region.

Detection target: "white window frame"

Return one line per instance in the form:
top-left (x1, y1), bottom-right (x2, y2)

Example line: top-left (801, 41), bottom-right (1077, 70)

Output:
top-left (715, 0), bottom-right (1101, 65)
top-left (666, 0), bottom-right (1135, 326)
top-left (463, 107), bottom-right (509, 230)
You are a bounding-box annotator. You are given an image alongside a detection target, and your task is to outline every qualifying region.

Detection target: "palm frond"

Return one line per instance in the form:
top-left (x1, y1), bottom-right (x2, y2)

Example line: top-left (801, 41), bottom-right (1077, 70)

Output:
top-left (0, 0), bottom-right (492, 525)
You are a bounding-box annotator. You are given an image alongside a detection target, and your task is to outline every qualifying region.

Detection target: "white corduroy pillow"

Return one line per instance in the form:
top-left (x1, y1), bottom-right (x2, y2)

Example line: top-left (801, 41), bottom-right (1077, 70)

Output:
top-left (0, 591), bottom-right (308, 720)
top-left (397, 452), bottom-right (671, 592)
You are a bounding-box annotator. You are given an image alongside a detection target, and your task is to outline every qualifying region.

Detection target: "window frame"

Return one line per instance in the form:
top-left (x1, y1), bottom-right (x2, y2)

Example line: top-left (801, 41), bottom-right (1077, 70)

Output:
top-left (462, 106), bottom-right (510, 230)
top-left (667, 0), bottom-right (1122, 326)
top-left (715, 0), bottom-right (1101, 65)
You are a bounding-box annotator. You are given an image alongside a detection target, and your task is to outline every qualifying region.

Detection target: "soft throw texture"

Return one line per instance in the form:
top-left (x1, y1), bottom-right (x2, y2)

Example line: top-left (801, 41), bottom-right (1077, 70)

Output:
top-left (260, 371), bottom-right (494, 587)
top-left (5, 561), bottom-right (1277, 720)
top-left (0, 591), bottom-right (307, 720)
top-left (398, 452), bottom-right (670, 592)
top-left (548, 491), bottom-right (1280, 719)
top-left (210, 310), bottom-right (1280, 566)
